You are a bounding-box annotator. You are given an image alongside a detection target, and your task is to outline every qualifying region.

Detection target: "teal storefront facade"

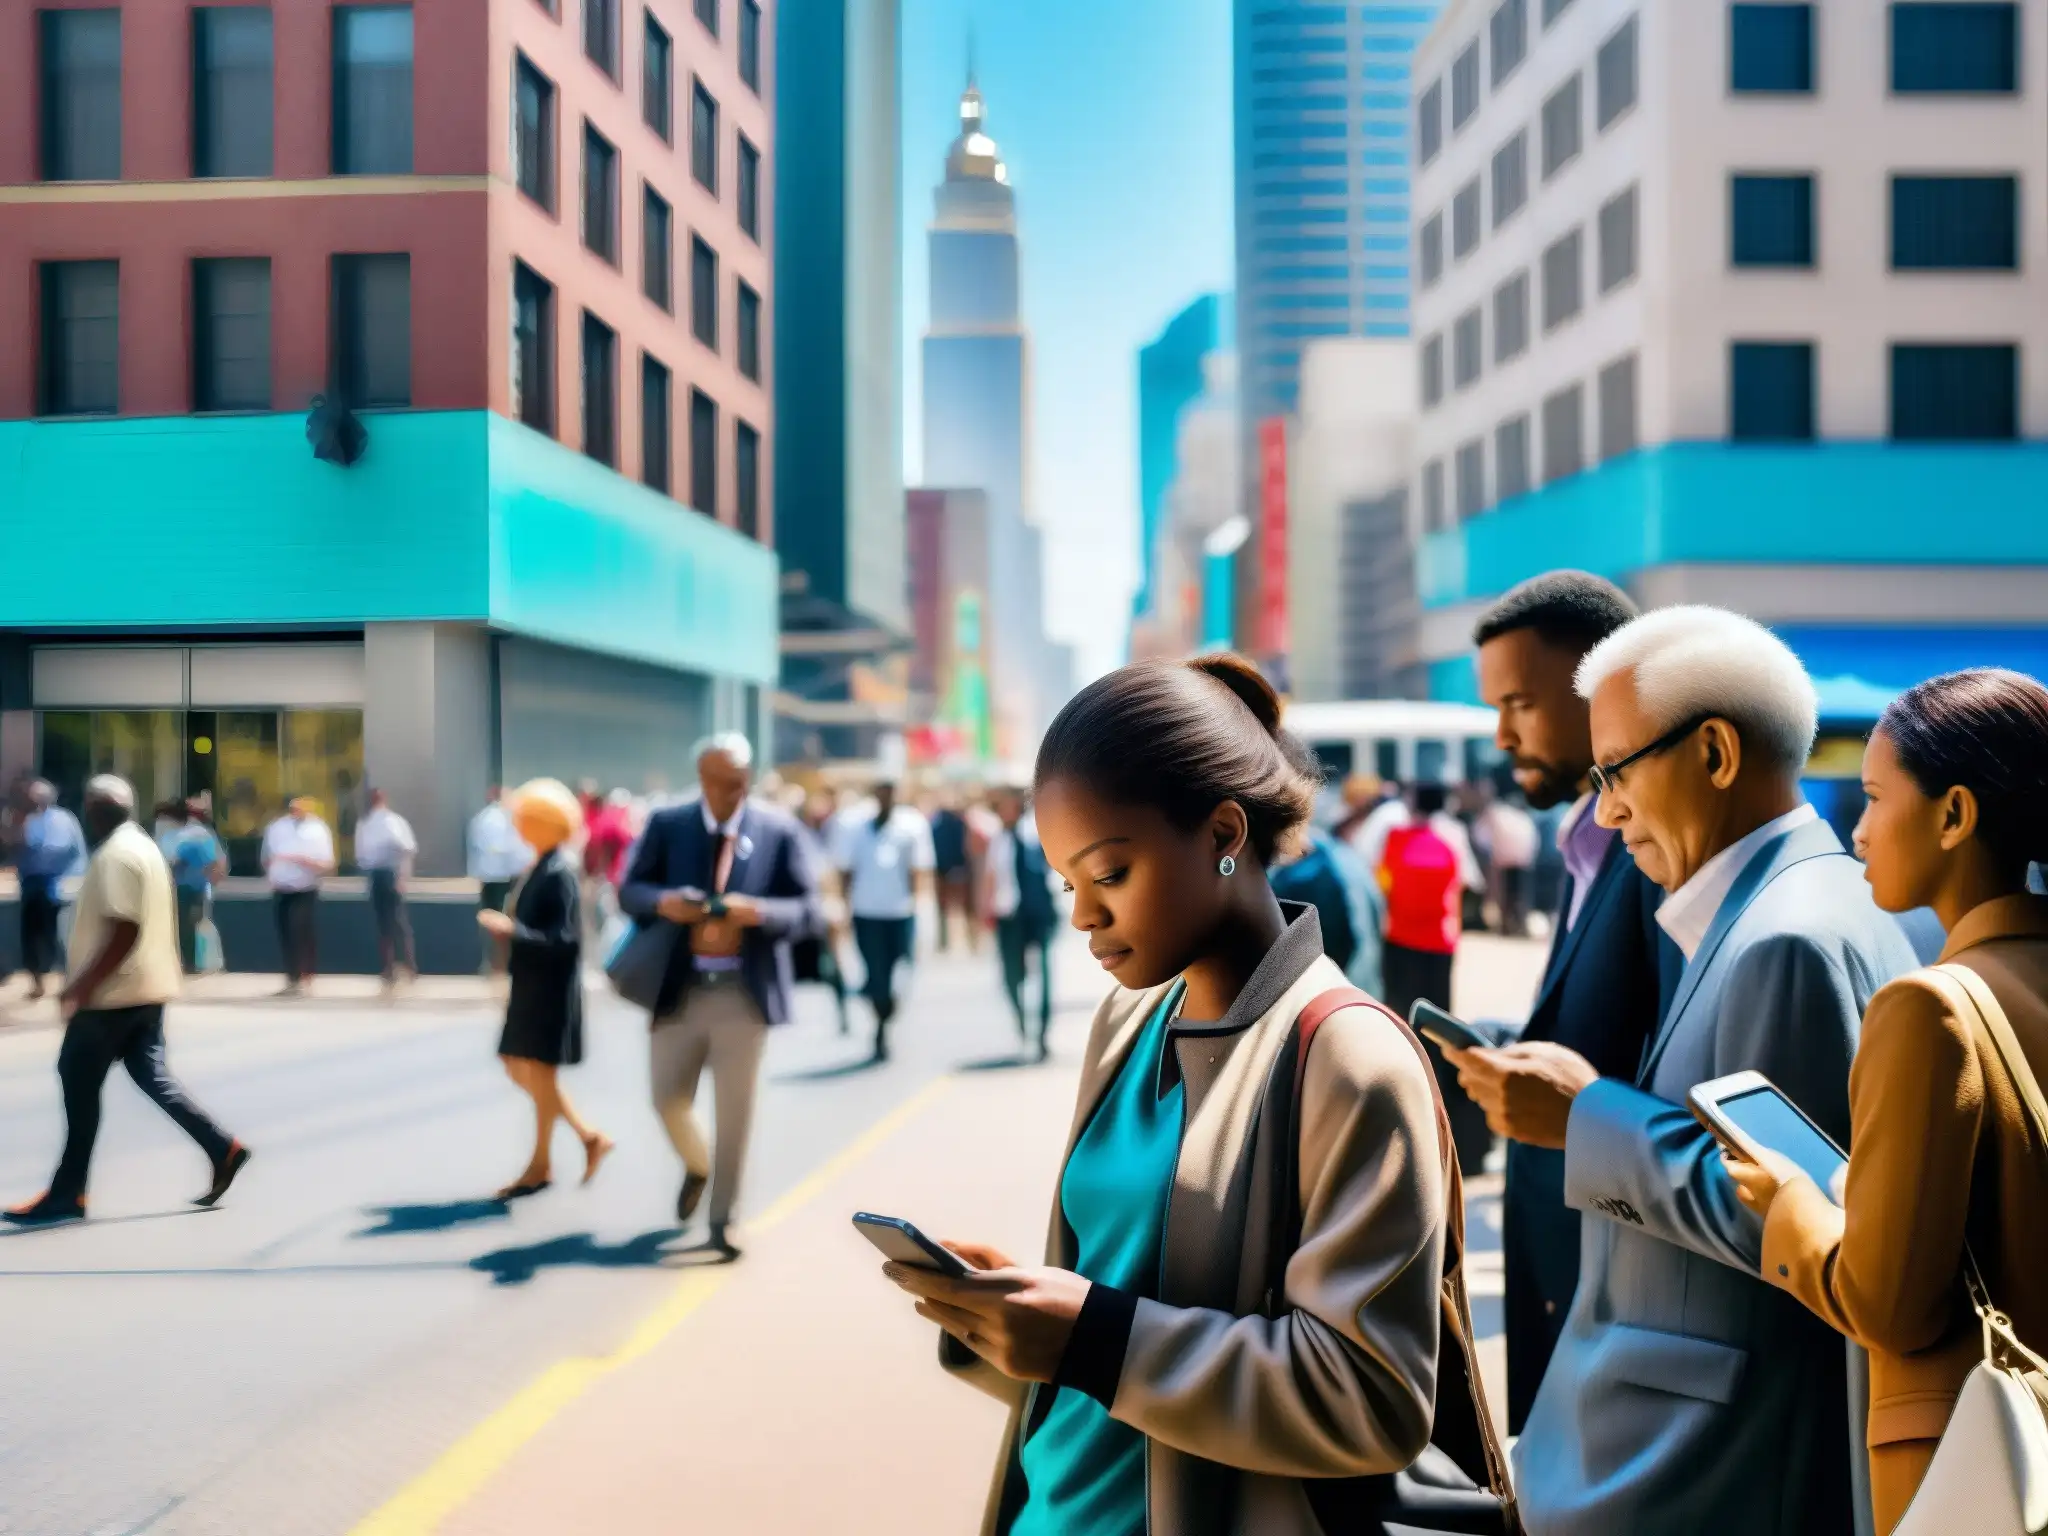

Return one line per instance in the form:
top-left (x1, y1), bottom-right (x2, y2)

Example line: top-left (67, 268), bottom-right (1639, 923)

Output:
top-left (0, 411), bottom-right (778, 874)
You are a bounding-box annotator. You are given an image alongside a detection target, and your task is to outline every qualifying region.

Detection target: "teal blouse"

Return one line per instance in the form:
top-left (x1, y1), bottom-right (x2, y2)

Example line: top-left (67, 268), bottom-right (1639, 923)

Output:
top-left (1013, 986), bottom-right (1186, 1536)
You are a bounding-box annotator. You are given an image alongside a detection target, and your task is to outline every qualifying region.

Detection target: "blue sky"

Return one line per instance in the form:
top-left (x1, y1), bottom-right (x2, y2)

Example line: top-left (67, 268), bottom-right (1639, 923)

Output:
top-left (900, 0), bottom-right (1234, 683)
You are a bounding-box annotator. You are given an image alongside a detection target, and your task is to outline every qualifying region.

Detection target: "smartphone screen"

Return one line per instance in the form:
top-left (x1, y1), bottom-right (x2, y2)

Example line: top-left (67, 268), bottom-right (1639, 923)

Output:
top-left (1718, 1088), bottom-right (1847, 1202)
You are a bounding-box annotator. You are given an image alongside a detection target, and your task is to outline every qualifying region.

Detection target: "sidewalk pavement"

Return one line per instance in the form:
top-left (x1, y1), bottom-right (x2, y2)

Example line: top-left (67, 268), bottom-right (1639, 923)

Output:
top-left (359, 934), bottom-right (1547, 1536)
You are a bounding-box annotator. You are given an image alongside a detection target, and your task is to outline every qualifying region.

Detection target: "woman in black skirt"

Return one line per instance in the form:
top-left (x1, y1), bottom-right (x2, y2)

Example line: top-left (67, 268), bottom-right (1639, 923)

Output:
top-left (477, 778), bottom-right (612, 1199)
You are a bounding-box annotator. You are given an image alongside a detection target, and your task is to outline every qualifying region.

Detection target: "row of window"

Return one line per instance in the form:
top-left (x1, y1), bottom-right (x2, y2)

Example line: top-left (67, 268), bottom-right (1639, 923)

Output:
top-left (1416, 3), bottom-right (1636, 165)
top-left (1729, 3), bottom-right (2019, 95)
top-left (1729, 173), bottom-right (2020, 270)
top-left (1420, 340), bottom-right (2023, 528)
top-left (1421, 187), bottom-right (1637, 404)
top-left (575, 0), bottom-right (762, 98)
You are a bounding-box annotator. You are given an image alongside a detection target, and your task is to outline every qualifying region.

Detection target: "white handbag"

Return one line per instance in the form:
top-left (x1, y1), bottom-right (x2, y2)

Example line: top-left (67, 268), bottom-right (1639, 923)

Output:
top-left (1893, 964), bottom-right (2048, 1536)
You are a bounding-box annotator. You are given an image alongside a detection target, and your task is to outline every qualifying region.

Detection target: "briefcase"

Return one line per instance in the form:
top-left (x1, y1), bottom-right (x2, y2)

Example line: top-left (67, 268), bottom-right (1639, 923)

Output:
top-left (605, 919), bottom-right (679, 1013)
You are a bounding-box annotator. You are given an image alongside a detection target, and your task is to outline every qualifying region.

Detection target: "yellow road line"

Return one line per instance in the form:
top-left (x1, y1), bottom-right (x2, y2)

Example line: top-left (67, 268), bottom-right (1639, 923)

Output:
top-left (347, 1075), bottom-right (958, 1536)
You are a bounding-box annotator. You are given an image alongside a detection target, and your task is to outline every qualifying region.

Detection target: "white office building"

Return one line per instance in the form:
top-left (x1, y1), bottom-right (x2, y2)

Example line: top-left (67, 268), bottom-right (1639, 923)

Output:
top-left (1406, 0), bottom-right (2048, 713)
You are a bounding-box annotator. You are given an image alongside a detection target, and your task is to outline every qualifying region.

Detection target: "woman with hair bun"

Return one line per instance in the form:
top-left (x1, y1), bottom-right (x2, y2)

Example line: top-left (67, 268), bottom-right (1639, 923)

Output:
top-left (1726, 667), bottom-right (2048, 1532)
top-left (882, 655), bottom-right (1508, 1536)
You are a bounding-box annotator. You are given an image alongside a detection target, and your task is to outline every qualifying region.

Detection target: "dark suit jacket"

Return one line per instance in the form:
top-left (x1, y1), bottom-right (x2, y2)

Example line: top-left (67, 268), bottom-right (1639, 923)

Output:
top-left (618, 799), bottom-right (823, 1024)
top-left (1503, 832), bottom-right (1679, 1431)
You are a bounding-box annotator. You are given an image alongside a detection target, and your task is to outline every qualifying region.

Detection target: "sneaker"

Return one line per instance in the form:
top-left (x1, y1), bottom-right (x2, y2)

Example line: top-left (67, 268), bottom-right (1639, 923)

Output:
top-left (195, 1143), bottom-right (252, 1208)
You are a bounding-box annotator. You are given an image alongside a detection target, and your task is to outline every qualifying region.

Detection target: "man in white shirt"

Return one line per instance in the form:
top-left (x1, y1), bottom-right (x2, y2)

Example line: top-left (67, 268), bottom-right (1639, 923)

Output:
top-left (355, 789), bottom-right (419, 990)
top-left (831, 782), bottom-right (936, 1063)
top-left (262, 797), bottom-right (336, 996)
top-left (468, 785), bottom-right (535, 978)
top-left (5, 776), bottom-right (248, 1224)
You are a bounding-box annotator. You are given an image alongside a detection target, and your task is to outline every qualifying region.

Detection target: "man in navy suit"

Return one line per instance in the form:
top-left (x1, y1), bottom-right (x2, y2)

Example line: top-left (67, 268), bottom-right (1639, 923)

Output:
top-left (1455, 572), bottom-right (1679, 1430)
top-left (619, 734), bottom-right (821, 1258)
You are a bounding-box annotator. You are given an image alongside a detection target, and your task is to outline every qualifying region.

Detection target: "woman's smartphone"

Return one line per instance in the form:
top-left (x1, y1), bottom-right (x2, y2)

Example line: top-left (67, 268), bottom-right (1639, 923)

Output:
top-left (1409, 999), bottom-right (1493, 1053)
top-left (852, 1213), bottom-right (975, 1278)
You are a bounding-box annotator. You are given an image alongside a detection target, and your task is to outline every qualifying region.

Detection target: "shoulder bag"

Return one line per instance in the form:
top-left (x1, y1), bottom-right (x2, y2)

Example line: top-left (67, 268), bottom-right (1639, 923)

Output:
top-left (1271, 987), bottom-right (1523, 1536)
top-left (1893, 963), bottom-right (2048, 1536)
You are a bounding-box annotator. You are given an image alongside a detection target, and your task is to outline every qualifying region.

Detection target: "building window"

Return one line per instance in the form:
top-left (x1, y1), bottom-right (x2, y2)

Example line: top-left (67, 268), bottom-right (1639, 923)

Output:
top-left (1420, 214), bottom-right (1445, 287)
top-left (583, 124), bottom-right (619, 263)
top-left (1731, 173), bottom-right (1815, 267)
top-left (331, 253), bottom-right (410, 407)
top-left (695, 0), bottom-right (720, 36)
top-left (1731, 4), bottom-right (1815, 93)
top-left (691, 236), bottom-right (719, 348)
top-left (584, 0), bottom-right (619, 78)
top-left (1891, 343), bottom-right (2018, 440)
top-left (1452, 178), bottom-right (1482, 258)
top-left (1598, 183), bottom-right (1638, 291)
top-left (693, 80), bottom-right (719, 192)
top-left (1451, 42), bottom-right (1481, 129)
top-left (332, 5), bottom-right (413, 174)
top-left (740, 0), bottom-right (763, 92)
top-left (38, 261), bottom-right (119, 416)
top-left (641, 353), bottom-right (671, 493)
top-left (1493, 271), bottom-right (1530, 363)
top-left (643, 186), bottom-right (673, 310)
top-left (193, 257), bottom-right (271, 411)
top-left (738, 135), bottom-right (762, 241)
top-left (1491, 131), bottom-right (1528, 228)
top-left (738, 281), bottom-right (762, 381)
top-left (644, 15), bottom-right (673, 141)
top-left (193, 7), bottom-right (273, 178)
top-left (511, 261), bottom-right (555, 433)
top-left (736, 420), bottom-right (761, 538)
top-left (1596, 14), bottom-right (1638, 129)
top-left (581, 310), bottom-right (617, 465)
top-left (1455, 438), bottom-right (1488, 521)
top-left (1422, 459), bottom-right (1447, 531)
top-left (514, 54), bottom-right (556, 211)
top-left (1730, 340), bottom-right (1814, 440)
top-left (39, 9), bottom-right (122, 182)
top-left (1541, 74), bottom-right (1581, 179)
top-left (1421, 334), bottom-right (1445, 407)
top-left (690, 389), bottom-right (719, 514)
top-left (1418, 80), bottom-right (1444, 165)
top-left (1892, 176), bottom-right (2018, 270)
top-left (1892, 3), bottom-right (2018, 93)
top-left (1495, 414), bottom-right (1532, 500)
top-left (1541, 227), bottom-right (1583, 329)
top-left (1542, 383), bottom-right (1585, 483)
top-left (1454, 307), bottom-right (1484, 389)
top-left (1543, 0), bottom-right (1577, 22)
top-left (1491, 0), bottom-right (1528, 86)
top-left (1598, 354), bottom-right (1638, 460)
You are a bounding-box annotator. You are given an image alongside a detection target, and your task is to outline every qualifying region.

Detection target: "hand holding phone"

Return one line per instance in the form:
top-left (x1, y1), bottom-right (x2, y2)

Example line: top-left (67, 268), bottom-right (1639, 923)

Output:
top-left (853, 1212), bottom-right (975, 1279)
top-left (1690, 1071), bottom-right (1848, 1205)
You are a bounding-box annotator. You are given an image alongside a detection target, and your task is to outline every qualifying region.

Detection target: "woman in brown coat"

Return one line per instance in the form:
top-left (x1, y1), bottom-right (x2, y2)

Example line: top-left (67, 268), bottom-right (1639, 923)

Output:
top-left (1725, 668), bottom-right (2048, 1533)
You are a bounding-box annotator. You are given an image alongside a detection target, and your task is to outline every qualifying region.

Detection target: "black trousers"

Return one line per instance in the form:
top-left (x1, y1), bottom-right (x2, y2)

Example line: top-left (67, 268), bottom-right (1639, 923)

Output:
top-left (853, 916), bottom-right (916, 1042)
top-left (273, 890), bottom-right (319, 983)
top-left (367, 869), bottom-right (416, 980)
top-left (996, 915), bottom-right (1054, 1046)
top-left (50, 1004), bottom-right (235, 1204)
top-left (19, 889), bottom-right (66, 979)
top-left (1382, 940), bottom-right (1496, 1176)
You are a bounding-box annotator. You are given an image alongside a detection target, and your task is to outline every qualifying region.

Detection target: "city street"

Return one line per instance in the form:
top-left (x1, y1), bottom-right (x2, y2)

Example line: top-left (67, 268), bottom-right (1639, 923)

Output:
top-left (0, 931), bottom-right (1544, 1536)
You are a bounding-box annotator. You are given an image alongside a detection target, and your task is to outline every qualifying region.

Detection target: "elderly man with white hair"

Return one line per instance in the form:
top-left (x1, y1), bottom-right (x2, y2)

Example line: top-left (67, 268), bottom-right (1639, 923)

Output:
top-left (1448, 606), bottom-right (1917, 1536)
top-left (618, 732), bottom-right (822, 1259)
top-left (6, 776), bottom-right (249, 1225)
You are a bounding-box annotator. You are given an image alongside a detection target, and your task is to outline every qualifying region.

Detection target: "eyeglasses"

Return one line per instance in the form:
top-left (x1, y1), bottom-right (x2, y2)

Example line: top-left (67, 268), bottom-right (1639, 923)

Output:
top-left (1588, 715), bottom-right (1713, 797)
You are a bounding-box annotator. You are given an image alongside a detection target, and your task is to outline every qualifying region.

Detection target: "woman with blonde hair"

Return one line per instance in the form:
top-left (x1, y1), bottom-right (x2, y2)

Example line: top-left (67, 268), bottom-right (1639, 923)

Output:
top-left (479, 778), bottom-right (612, 1199)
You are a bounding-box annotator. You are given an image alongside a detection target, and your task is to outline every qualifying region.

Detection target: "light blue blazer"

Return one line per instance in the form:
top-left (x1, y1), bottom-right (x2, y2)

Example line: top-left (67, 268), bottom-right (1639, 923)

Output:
top-left (1513, 817), bottom-right (1918, 1536)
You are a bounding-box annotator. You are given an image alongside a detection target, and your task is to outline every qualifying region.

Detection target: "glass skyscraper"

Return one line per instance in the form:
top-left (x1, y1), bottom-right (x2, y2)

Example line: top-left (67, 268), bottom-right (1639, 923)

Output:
top-left (1233, 2), bottom-right (1442, 420)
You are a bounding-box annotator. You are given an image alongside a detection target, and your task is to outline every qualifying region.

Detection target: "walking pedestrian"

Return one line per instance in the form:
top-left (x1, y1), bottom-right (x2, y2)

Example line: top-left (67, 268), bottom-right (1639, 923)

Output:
top-left (159, 800), bottom-right (227, 974)
top-left (619, 734), bottom-right (822, 1258)
top-left (583, 788), bottom-right (636, 941)
top-left (467, 785), bottom-right (534, 977)
top-left (354, 789), bottom-right (418, 992)
top-left (930, 797), bottom-right (975, 952)
top-left (13, 781), bottom-right (85, 1001)
top-left (1477, 789), bottom-right (1540, 937)
top-left (261, 797), bottom-right (335, 996)
top-left (833, 782), bottom-right (936, 1063)
top-left (984, 787), bottom-right (1057, 1059)
top-left (478, 779), bottom-right (612, 1200)
top-left (4, 776), bottom-right (249, 1225)
top-left (791, 791), bottom-right (852, 1034)
top-left (883, 655), bottom-right (1506, 1535)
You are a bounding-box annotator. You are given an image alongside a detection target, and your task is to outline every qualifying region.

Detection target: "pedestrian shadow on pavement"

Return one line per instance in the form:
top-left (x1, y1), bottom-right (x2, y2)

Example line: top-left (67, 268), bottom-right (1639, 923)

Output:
top-left (468, 1227), bottom-right (689, 1285)
top-left (773, 1057), bottom-right (886, 1083)
top-left (0, 1207), bottom-right (216, 1239)
top-left (356, 1199), bottom-right (512, 1238)
top-left (953, 1051), bottom-right (1044, 1073)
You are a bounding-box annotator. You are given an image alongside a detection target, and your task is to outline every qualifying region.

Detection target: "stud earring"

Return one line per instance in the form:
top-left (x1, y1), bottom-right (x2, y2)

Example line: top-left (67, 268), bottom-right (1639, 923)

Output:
top-left (1218, 854), bottom-right (1237, 878)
